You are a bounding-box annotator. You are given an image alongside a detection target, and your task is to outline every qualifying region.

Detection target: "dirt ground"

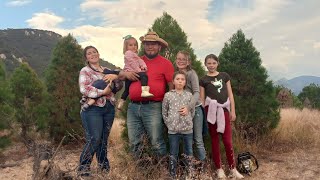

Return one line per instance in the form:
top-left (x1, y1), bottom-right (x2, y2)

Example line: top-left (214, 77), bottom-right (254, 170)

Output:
top-left (1, 119), bottom-right (319, 180)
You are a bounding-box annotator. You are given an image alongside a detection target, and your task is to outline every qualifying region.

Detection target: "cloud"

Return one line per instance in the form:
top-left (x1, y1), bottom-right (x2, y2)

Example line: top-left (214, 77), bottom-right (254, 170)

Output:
top-left (26, 0), bottom-right (293, 73)
top-left (280, 46), bottom-right (304, 57)
top-left (25, 0), bottom-right (320, 79)
top-left (6, 0), bottom-right (31, 7)
top-left (26, 11), bottom-right (64, 29)
top-left (313, 42), bottom-right (320, 49)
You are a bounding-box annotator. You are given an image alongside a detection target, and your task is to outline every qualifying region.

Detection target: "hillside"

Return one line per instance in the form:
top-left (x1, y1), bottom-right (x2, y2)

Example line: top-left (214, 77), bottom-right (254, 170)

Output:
top-left (275, 76), bottom-right (320, 95)
top-left (0, 28), bottom-right (118, 77)
top-left (0, 29), bottom-right (61, 76)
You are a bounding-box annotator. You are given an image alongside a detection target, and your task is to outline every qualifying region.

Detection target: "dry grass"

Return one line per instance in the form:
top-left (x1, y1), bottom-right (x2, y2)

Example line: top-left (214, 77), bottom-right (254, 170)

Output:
top-left (2, 109), bottom-right (320, 179)
top-left (85, 118), bottom-right (172, 180)
top-left (232, 108), bottom-right (320, 154)
top-left (265, 108), bottom-right (320, 150)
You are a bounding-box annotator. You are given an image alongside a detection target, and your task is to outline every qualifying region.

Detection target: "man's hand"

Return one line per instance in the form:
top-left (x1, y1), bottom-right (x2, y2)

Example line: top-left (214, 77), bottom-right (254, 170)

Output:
top-left (119, 71), bottom-right (139, 81)
top-left (178, 106), bottom-right (189, 116)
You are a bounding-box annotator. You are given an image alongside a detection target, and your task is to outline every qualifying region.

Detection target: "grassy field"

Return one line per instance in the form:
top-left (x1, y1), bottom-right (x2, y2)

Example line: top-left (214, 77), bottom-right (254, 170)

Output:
top-left (0, 108), bottom-right (319, 179)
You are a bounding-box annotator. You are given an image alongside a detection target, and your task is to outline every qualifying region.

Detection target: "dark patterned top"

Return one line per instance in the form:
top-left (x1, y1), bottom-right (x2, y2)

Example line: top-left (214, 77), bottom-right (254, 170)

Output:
top-left (199, 72), bottom-right (230, 104)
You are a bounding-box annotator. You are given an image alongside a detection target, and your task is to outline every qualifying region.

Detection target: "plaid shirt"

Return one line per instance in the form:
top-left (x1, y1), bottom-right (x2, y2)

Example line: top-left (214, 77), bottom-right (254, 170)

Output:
top-left (79, 66), bottom-right (112, 107)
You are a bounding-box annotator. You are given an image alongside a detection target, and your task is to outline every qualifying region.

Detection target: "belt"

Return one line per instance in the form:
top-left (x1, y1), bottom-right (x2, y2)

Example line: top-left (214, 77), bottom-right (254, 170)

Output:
top-left (131, 100), bottom-right (161, 104)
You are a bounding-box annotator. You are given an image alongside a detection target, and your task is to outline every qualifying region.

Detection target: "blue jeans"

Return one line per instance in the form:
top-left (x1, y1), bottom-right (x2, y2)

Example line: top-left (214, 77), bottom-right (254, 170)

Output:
top-left (78, 101), bottom-right (115, 174)
top-left (168, 133), bottom-right (193, 177)
top-left (127, 102), bottom-right (167, 158)
top-left (193, 106), bottom-right (206, 161)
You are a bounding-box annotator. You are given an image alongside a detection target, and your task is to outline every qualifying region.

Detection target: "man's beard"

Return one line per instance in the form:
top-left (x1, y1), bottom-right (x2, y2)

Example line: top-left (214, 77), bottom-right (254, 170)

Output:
top-left (144, 51), bottom-right (158, 59)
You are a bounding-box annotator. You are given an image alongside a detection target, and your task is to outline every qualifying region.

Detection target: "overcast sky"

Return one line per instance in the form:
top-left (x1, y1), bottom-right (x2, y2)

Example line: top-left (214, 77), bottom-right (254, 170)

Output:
top-left (1, 0), bottom-right (319, 80)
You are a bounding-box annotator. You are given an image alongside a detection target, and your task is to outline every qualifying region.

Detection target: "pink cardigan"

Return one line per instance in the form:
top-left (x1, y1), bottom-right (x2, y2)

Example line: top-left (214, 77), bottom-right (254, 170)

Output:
top-left (205, 97), bottom-right (230, 133)
top-left (123, 50), bottom-right (147, 72)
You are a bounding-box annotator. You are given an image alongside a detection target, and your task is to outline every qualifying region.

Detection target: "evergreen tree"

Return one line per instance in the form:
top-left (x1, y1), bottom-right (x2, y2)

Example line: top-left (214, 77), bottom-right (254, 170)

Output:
top-left (140, 12), bottom-right (205, 77)
top-left (45, 34), bottom-right (84, 141)
top-left (0, 62), bottom-right (14, 149)
top-left (298, 83), bottom-right (320, 109)
top-left (218, 29), bottom-right (280, 136)
top-left (10, 62), bottom-right (46, 138)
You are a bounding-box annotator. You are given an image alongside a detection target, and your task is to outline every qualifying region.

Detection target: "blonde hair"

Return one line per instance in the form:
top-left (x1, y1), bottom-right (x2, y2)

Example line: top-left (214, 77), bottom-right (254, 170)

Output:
top-left (177, 50), bottom-right (192, 71)
top-left (123, 37), bottom-right (138, 54)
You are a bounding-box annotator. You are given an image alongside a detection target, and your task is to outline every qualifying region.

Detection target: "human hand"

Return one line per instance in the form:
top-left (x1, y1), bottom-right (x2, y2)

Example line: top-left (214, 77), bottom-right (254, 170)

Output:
top-left (102, 80), bottom-right (113, 95)
top-left (178, 106), bottom-right (189, 116)
top-left (103, 74), bottom-right (118, 82)
top-left (125, 72), bottom-right (140, 81)
top-left (230, 111), bottom-right (236, 121)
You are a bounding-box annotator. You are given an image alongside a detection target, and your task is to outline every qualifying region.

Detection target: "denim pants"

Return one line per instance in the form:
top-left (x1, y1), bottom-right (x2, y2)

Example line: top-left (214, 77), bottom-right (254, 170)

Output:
top-left (193, 106), bottom-right (206, 161)
top-left (127, 102), bottom-right (167, 159)
top-left (168, 133), bottom-right (193, 177)
top-left (78, 101), bottom-right (115, 173)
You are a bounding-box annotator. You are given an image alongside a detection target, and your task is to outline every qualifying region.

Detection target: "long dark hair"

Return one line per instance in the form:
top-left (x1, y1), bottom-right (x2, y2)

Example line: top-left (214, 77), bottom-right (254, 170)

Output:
top-left (204, 54), bottom-right (219, 64)
top-left (83, 45), bottom-right (102, 72)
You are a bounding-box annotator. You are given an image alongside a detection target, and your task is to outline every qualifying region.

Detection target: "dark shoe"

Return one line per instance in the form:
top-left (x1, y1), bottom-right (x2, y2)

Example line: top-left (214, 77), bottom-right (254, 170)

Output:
top-left (80, 96), bottom-right (87, 105)
top-left (77, 165), bottom-right (91, 177)
top-left (81, 103), bottom-right (89, 112)
top-left (169, 155), bottom-right (177, 178)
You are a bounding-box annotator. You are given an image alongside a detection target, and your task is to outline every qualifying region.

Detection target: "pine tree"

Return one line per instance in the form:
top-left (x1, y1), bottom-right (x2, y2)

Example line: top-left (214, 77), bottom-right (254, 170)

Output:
top-left (10, 62), bottom-right (46, 138)
top-left (140, 12), bottom-right (205, 77)
top-left (298, 83), bottom-right (320, 109)
top-left (218, 29), bottom-right (280, 136)
top-left (0, 62), bottom-right (14, 148)
top-left (45, 34), bottom-right (84, 141)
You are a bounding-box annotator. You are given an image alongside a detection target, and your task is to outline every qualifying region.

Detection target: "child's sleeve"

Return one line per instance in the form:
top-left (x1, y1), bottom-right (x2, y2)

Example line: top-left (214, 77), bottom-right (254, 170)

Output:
top-left (199, 77), bottom-right (205, 87)
top-left (138, 58), bottom-right (148, 71)
top-left (125, 51), bottom-right (143, 72)
top-left (162, 93), bottom-right (169, 124)
top-left (188, 93), bottom-right (195, 117)
top-left (224, 72), bottom-right (231, 83)
top-left (188, 71), bottom-right (199, 110)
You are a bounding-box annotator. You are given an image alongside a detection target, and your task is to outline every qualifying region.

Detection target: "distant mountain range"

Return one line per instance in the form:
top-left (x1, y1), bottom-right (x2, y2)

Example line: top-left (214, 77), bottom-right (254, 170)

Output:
top-left (275, 76), bottom-right (320, 95)
top-left (0, 28), bottom-right (117, 77)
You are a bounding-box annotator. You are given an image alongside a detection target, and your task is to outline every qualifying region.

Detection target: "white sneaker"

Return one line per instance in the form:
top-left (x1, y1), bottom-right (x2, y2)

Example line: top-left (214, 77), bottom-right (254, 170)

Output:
top-left (217, 168), bottom-right (227, 179)
top-left (230, 168), bottom-right (244, 179)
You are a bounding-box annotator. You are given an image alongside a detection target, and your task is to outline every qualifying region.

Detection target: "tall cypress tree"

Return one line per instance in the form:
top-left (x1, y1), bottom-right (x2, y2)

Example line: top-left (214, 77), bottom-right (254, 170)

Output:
top-left (45, 34), bottom-right (84, 141)
top-left (218, 30), bottom-right (280, 136)
top-left (140, 12), bottom-right (205, 77)
top-left (10, 63), bottom-right (45, 138)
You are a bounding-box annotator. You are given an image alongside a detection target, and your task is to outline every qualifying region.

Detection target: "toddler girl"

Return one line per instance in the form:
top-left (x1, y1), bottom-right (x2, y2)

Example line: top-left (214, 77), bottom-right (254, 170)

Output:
top-left (117, 35), bottom-right (153, 109)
